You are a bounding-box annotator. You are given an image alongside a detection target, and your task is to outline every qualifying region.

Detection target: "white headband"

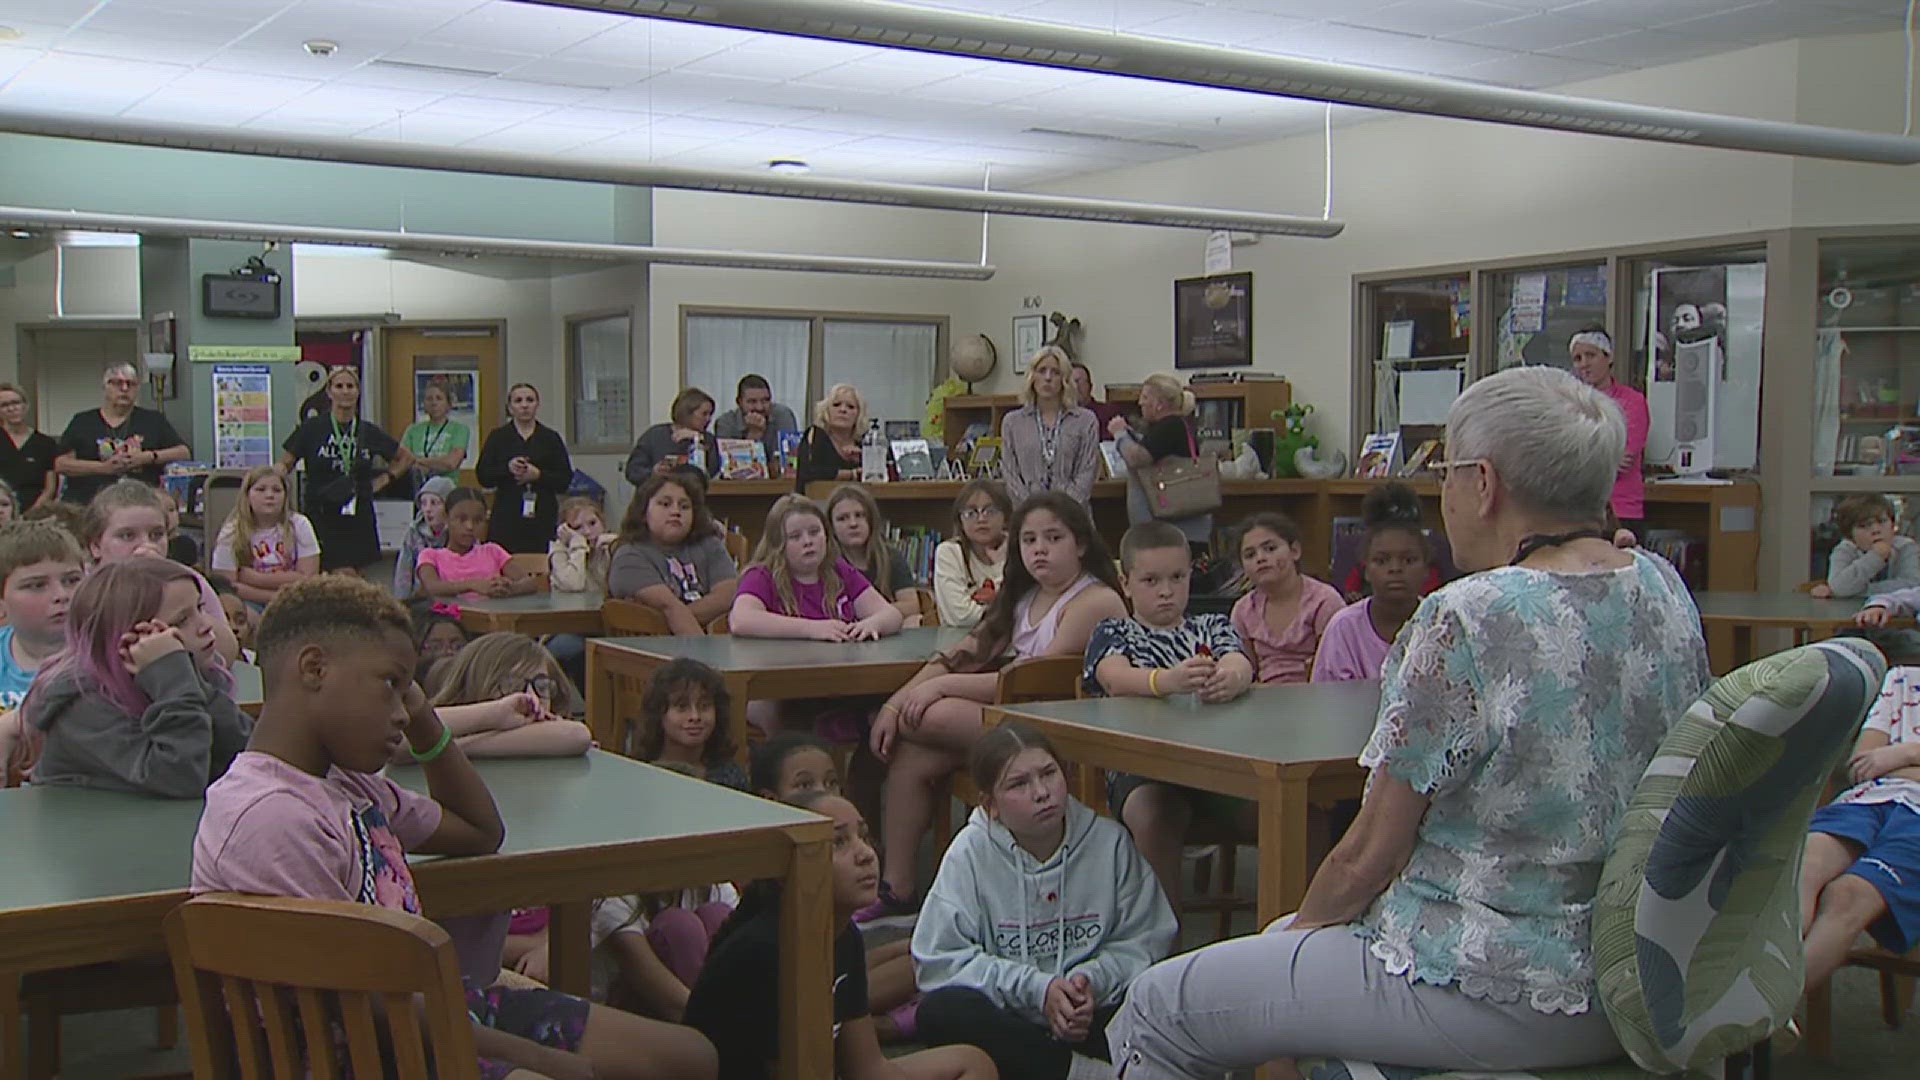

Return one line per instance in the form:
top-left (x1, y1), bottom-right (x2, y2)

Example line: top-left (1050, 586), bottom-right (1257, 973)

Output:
top-left (1569, 330), bottom-right (1612, 356)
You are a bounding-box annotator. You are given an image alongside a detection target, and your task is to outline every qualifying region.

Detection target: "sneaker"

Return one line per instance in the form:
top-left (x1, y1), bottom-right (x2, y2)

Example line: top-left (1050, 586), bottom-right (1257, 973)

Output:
top-left (852, 881), bottom-right (918, 928)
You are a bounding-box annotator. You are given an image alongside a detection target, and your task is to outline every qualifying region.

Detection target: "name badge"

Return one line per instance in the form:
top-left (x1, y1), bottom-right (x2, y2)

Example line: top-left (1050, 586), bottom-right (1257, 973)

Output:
top-left (341, 496), bottom-right (357, 517)
top-left (522, 491), bottom-right (538, 518)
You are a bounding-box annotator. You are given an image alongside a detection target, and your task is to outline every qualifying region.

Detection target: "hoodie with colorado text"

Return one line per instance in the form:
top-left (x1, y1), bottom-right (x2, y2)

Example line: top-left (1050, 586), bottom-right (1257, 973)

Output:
top-left (911, 797), bottom-right (1175, 1023)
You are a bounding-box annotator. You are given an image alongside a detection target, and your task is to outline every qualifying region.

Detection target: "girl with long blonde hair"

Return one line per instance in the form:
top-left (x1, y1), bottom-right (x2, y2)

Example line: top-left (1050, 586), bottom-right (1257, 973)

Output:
top-left (211, 464), bottom-right (320, 610)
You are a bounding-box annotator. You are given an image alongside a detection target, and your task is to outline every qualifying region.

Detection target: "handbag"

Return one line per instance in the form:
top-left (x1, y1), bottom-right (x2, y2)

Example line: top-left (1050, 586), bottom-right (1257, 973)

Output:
top-left (1135, 420), bottom-right (1221, 520)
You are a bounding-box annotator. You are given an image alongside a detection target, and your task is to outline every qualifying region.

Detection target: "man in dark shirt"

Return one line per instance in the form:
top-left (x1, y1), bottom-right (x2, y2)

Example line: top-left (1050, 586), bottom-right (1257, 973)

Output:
top-left (55, 361), bottom-right (189, 503)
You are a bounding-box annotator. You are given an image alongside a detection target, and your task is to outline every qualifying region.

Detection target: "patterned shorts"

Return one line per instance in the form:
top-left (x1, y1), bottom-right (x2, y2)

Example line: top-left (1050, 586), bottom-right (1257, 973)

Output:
top-left (470, 985), bottom-right (593, 1080)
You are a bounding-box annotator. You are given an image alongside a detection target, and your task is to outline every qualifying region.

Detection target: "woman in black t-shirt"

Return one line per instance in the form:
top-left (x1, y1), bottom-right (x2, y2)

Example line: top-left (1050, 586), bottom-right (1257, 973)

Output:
top-left (0, 383), bottom-right (58, 511)
top-left (1109, 371), bottom-right (1213, 550)
top-left (278, 366), bottom-right (413, 575)
top-left (475, 382), bottom-right (573, 554)
top-left (683, 791), bottom-right (993, 1080)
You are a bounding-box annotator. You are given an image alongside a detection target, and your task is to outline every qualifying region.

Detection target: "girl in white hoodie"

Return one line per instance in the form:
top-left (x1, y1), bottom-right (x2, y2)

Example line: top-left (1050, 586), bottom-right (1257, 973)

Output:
top-left (912, 722), bottom-right (1176, 1080)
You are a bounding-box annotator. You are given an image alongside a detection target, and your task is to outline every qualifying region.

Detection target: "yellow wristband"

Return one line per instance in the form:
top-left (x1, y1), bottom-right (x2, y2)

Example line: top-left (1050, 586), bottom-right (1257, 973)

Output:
top-left (1148, 668), bottom-right (1161, 697)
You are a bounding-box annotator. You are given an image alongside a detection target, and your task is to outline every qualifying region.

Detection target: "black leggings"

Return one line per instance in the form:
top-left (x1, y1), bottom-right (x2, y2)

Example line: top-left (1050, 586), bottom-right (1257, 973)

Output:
top-left (918, 986), bottom-right (1120, 1080)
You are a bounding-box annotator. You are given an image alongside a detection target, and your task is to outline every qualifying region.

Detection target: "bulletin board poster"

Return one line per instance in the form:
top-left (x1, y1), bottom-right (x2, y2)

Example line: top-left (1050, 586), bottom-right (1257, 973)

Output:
top-left (212, 364), bottom-right (275, 469)
top-left (414, 369), bottom-right (480, 461)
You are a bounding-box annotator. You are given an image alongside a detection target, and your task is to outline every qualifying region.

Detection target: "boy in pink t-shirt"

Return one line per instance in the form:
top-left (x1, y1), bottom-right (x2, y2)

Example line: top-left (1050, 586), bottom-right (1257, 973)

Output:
top-left (191, 576), bottom-right (715, 1080)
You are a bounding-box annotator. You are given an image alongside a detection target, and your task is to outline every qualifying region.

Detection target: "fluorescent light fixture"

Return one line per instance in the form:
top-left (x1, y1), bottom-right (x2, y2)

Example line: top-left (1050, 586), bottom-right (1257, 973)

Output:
top-left (291, 242), bottom-right (390, 258)
top-left (519, 0), bottom-right (1920, 165)
top-left (55, 229), bottom-right (139, 247)
top-left (0, 206), bottom-right (999, 280)
top-left (0, 109), bottom-right (1342, 238)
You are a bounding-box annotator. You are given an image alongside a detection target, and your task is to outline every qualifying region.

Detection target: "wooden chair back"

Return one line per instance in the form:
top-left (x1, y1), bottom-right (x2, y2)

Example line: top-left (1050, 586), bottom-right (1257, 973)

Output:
top-left (934, 654), bottom-right (1089, 860)
top-left (601, 598), bottom-right (672, 637)
top-left (724, 530), bottom-right (750, 567)
top-left (905, 587), bottom-right (939, 628)
top-left (166, 893), bottom-right (480, 1080)
top-left (502, 553), bottom-right (550, 592)
top-left (706, 613), bottom-right (731, 635)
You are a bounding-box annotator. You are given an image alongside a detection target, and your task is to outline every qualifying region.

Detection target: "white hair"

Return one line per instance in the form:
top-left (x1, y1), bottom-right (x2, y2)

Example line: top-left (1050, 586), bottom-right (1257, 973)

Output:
top-left (101, 361), bottom-right (137, 382)
top-left (1446, 366), bottom-right (1625, 521)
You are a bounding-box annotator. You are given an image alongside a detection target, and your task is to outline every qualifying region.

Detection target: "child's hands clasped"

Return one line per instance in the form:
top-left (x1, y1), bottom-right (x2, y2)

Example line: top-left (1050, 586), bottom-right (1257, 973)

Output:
top-left (1043, 974), bottom-right (1094, 1042)
top-left (1856, 605), bottom-right (1894, 628)
top-left (845, 614), bottom-right (890, 642)
top-left (1851, 743), bottom-right (1920, 784)
top-left (1160, 654), bottom-right (1216, 695)
top-left (1198, 658), bottom-right (1251, 703)
top-left (809, 619), bottom-right (857, 642)
top-left (481, 576), bottom-right (516, 598)
top-left (121, 620), bottom-right (185, 673)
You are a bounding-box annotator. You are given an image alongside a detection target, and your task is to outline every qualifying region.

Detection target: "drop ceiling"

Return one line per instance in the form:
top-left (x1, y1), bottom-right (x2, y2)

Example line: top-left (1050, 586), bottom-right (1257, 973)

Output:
top-left (0, 0), bottom-right (1908, 187)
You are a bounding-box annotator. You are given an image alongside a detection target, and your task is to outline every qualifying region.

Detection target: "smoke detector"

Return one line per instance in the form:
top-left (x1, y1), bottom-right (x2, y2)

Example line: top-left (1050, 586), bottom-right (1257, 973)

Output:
top-left (303, 40), bottom-right (339, 57)
top-left (766, 159), bottom-right (811, 175)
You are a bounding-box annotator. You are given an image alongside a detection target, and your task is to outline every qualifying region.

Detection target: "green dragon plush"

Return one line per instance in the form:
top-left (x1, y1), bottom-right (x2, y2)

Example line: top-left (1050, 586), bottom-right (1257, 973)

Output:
top-left (1270, 403), bottom-right (1318, 478)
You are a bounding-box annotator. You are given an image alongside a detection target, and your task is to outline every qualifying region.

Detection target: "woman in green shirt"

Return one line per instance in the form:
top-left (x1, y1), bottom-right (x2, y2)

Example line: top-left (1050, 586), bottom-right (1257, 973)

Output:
top-left (402, 380), bottom-right (470, 483)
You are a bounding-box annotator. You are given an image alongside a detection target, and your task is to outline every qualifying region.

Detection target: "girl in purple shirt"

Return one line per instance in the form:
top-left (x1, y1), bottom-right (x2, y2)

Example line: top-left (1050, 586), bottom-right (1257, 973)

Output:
top-left (1313, 483), bottom-right (1433, 683)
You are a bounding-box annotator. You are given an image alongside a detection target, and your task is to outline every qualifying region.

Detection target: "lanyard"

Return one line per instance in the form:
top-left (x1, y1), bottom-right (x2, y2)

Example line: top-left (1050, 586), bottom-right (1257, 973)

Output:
top-left (421, 420), bottom-right (448, 457)
top-left (1509, 528), bottom-right (1611, 566)
top-left (330, 415), bottom-right (357, 471)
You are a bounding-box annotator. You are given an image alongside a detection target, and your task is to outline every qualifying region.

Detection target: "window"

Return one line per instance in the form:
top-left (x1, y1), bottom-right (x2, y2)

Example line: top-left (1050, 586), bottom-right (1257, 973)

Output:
top-left (568, 311), bottom-right (633, 452)
top-left (682, 307), bottom-right (946, 431)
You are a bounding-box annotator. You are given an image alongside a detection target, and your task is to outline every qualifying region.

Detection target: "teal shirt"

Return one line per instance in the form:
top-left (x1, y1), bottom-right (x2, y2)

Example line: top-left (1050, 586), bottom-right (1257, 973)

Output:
top-left (1356, 550), bottom-right (1709, 1015)
top-left (0, 626), bottom-right (32, 711)
top-left (401, 419), bottom-right (470, 479)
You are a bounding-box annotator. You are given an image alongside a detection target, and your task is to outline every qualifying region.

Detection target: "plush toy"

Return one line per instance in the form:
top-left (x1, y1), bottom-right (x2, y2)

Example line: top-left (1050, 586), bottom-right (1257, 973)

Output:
top-left (1270, 403), bottom-right (1318, 479)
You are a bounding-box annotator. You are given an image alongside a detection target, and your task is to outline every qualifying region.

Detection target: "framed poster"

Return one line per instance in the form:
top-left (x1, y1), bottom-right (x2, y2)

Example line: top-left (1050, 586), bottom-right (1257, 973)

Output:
top-left (1174, 271), bottom-right (1253, 369)
top-left (210, 364), bottom-right (274, 469)
top-left (1011, 315), bottom-right (1046, 374)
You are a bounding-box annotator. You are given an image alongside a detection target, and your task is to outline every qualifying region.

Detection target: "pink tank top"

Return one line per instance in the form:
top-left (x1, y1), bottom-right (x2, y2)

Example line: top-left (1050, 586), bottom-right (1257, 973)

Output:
top-left (1010, 573), bottom-right (1100, 659)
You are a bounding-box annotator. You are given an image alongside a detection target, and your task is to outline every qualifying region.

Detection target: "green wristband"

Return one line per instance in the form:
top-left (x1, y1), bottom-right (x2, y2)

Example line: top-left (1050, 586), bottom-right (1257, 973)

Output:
top-left (410, 723), bottom-right (453, 764)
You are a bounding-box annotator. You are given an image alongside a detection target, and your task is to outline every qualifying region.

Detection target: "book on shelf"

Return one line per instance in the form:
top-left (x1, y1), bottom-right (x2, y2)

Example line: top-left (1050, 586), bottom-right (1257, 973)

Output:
top-left (969, 437), bottom-right (1002, 476)
top-left (1357, 432), bottom-right (1401, 479)
top-left (892, 438), bottom-right (934, 480)
top-left (716, 438), bottom-right (769, 480)
top-left (885, 524), bottom-right (943, 588)
top-left (1400, 439), bottom-right (1441, 477)
top-left (884, 419), bottom-right (922, 441)
top-left (775, 430), bottom-right (804, 478)
top-left (1099, 442), bottom-right (1129, 480)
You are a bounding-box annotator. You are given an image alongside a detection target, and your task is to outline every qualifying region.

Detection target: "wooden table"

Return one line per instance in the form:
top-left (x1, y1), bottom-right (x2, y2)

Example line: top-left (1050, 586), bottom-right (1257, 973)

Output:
top-left (986, 682), bottom-right (1381, 924)
top-left (1692, 591), bottom-right (1894, 670)
top-left (0, 752), bottom-right (834, 1080)
top-left (586, 627), bottom-right (969, 759)
top-left (457, 591), bottom-right (607, 636)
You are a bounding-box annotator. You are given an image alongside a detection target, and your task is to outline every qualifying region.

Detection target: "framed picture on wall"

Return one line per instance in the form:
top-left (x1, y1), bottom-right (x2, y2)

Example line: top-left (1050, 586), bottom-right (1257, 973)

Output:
top-left (1012, 314), bottom-right (1046, 374)
top-left (1174, 271), bottom-right (1253, 369)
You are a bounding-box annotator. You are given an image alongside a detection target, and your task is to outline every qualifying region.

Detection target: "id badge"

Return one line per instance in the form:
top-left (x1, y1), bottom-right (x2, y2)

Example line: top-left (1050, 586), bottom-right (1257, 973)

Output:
top-left (341, 496), bottom-right (357, 517)
top-left (522, 491), bottom-right (538, 518)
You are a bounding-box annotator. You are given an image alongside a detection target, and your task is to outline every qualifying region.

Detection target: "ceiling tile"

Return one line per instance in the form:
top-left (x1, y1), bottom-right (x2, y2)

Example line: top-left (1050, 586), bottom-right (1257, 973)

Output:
top-left (120, 88), bottom-right (282, 124)
top-left (489, 57), bottom-right (655, 91)
top-left (554, 19), bottom-right (759, 68)
top-left (420, 2), bottom-right (628, 53)
top-left (460, 76), bottom-right (608, 104)
top-left (414, 94), bottom-right (556, 122)
top-left (0, 1), bottom-right (102, 29)
top-left (370, 41), bottom-right (542, 76)
top-left (1445, 11), bottom-right (1622, 50)
top-left (1130, 7), bottom-right (1314, 45)
top-left (481, 120), bottom-right (625, 153)
top-left (1340, 0), bottom-right (1529, 38)
top-left (2, 50), bottom-right (188, 95)
top-left (1012, 0), bottom-right (1204, 32)
top-left (354, 113), bottom-right (516, 144)
top-left (56, 28), bottom-right (235, 64)
top-left (1547, 0), bottom-right (1764, 26)
top-left (1662, 0), bottom-right (1863, 43)
top-left (0, 44), bottom-right (40, 80)
top-left (1460, 50), bottom-right (1625, 88)
top-left (676, 42), bottom-right (867, 81)
top-left (1543, 26), bottom-right (1733, 65)
top-left (271, 82), bottom-right (446, 119)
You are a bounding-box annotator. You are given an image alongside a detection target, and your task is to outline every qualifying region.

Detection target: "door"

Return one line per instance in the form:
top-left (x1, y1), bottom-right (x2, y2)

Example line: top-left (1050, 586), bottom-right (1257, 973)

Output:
top-left (382, 326), bottom-right (502, 484)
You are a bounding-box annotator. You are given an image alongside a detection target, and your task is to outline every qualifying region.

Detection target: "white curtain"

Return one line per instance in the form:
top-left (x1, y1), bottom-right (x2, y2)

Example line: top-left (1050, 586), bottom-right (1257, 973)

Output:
top-left (823, 320), bottom-right (938, 429)
top-left (685, 316), bottom-right (811, 423)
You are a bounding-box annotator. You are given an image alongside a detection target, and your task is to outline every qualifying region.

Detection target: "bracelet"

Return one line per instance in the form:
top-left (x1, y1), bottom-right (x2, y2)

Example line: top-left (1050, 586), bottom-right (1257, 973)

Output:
top-left (1148, 668), bottom-right (1161, 697)
top-left (409, 723), bottom-right (453, 763)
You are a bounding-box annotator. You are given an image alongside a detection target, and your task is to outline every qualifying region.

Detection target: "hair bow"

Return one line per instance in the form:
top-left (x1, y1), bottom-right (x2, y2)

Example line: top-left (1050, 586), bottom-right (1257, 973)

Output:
top-left (430, 601), bottom-right (462, 619)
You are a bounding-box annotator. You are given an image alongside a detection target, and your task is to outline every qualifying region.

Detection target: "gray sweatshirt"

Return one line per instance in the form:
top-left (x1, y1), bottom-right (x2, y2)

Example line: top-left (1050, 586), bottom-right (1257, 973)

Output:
top-left (1827, 536), bottom-right (1920, 598)
top-left (911, 798), bottom-right (1175, 1021)
top-left (26, 650), bottom-right (252, 798)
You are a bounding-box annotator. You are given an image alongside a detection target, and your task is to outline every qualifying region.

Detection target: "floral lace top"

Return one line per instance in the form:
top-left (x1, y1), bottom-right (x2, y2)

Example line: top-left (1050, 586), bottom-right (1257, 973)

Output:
top-left (1356, 549), bottom-right (1709, 1015)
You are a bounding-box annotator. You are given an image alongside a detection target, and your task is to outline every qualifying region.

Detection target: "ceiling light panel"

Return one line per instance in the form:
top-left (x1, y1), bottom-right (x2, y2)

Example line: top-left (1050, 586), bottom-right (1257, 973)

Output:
top-left (422, 3), bottom-right (629, 52)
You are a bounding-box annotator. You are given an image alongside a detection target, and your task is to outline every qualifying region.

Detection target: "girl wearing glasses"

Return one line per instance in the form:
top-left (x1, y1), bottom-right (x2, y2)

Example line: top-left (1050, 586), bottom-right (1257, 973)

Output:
top-left (394, 631), bottom-right (591, 763)
top-left (931, 480), bottom-right (1010, 629)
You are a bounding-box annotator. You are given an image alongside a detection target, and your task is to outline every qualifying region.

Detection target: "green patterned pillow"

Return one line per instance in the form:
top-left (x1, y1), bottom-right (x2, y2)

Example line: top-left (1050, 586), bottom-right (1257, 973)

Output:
top-left (1591, 637), bottom-right (1884, 1074)
top-left (1302, 1063), bottom-right (1654, 1080)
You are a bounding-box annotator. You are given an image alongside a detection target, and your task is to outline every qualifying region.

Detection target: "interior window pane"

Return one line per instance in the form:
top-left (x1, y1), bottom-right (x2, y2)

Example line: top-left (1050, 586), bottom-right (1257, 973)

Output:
top-left (821, 320), bottom-right (938, 430)
top-left (685, 315), bottom-right (812, 424)
top-left (570, 314), bottom-right (633, 448)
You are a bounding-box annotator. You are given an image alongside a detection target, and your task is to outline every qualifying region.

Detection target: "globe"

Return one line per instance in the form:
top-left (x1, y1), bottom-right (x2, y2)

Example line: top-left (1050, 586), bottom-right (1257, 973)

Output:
top-left (951, 333), bottom-right (997, 385)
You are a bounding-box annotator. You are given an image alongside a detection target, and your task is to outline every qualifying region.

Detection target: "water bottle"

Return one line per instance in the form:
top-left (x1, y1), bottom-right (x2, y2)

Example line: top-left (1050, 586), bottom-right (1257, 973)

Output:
top-left (861, 419), bottom-right (888, 483)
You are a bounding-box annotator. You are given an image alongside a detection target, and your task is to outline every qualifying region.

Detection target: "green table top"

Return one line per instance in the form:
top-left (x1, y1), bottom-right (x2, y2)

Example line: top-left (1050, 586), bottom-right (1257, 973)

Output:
top-left (596, 626), bottom-right (969, 672)
top-left (1001, 682), bottom-right (1384, 766)
top-left (459, 591), bottom-right (606, 615)
top-left (0, 752), bottom-right (814, 914)
top-left (1691, 591), bottom-right (1871, 622)
top-left (232, 661), bottom-right (260, 708)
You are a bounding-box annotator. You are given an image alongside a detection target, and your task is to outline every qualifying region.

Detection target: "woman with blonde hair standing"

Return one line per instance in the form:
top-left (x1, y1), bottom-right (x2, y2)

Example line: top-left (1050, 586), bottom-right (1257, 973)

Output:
top-left (794, 383), bottom-right (868, 492)
top-left (1109, 371), bottom-right (1211, 552)
top-left (1000, 346), bottom-right (1099, 505)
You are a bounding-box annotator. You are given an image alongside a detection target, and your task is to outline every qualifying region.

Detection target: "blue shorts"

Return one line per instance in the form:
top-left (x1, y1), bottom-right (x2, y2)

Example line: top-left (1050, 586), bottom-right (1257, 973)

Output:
top-left (1808, 799), bottom-right (1920, 953)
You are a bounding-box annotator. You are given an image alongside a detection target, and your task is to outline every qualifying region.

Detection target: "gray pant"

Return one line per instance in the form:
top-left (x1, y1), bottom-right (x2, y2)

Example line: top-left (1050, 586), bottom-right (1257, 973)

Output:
top-left (1106, 924), bottom-right (1622, 1079)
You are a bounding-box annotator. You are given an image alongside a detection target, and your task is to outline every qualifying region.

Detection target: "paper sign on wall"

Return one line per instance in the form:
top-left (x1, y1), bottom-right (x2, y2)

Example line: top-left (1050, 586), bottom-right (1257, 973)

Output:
top-left (211, 364), bottom-right (274, 469)
top-left (1203, 230), bottom-right (1233, 275)
top-left (1510, 272), bottom-right (1548, 334)
top-left (1397, 368), bottom-right (1463, 426)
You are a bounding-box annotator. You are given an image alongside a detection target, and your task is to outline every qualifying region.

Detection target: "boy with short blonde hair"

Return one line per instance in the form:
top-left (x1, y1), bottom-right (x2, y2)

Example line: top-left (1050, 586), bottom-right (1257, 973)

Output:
top-left (0, 521), bottom-right (86, 783)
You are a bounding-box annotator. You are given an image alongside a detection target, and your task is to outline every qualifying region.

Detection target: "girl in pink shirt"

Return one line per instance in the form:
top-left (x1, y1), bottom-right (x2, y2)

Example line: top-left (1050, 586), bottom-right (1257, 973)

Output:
top-left (1230, 513), bottom-right (1343, 684)
top-left (1313, 484), bottom-right (1433, 683)
top-left (416, 488), bottom-right (540, 602)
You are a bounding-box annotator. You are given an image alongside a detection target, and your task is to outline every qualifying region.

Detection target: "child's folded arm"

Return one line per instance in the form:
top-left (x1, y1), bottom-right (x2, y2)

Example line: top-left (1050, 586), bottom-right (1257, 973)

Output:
top-left (128, 651), bottom-right (220, 798)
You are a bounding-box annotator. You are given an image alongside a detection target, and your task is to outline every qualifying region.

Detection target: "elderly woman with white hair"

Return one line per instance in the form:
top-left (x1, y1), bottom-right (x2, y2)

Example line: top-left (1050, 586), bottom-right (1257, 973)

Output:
top-left (1105, 367), bottom-right (1711, 1079)
top-left (55, 360), bottom-right (190, 505)
top-left (1000, 346), bottom-right (1100, 505)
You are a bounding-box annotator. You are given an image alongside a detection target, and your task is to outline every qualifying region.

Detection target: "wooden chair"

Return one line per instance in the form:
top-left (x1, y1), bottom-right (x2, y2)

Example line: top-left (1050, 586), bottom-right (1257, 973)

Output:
top-left (601, 598), bottom-right (671, 637)
top-left (1802, 935), bottom-right (1920, 1057)
top-left (706, 613), bottom-right (731, 635)
top-left (905, 586), bottom-right (939, 628)
top-left (931, 656), bottom-right (1083, 860)
top-left (166, 893), bottom-right (481, 1080)
top-left (724, 530), bottom-right (750, 567)
top-left (502, 552), bottom-right (550, 592)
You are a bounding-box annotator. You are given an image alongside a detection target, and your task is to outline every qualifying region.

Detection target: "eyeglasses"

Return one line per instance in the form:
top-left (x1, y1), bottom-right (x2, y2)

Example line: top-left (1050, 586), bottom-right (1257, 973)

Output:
top-left (960, 506), bottom-right (1004, 521)
top-left (1427, 458), bottom-right (1491, 482)
top-left (105, 378), bottom-right (138, 389)
top-left (524, 674), bottom-right (558, 704)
